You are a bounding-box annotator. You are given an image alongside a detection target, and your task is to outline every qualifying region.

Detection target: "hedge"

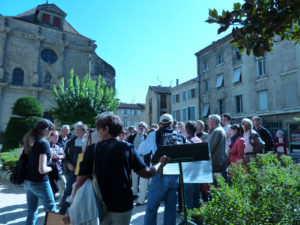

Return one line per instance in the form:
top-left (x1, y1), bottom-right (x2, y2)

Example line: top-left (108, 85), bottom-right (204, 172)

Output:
top-left (12, 96), bottom-right (43, 117)
top-left (0, 148), bottom-right (19, 172)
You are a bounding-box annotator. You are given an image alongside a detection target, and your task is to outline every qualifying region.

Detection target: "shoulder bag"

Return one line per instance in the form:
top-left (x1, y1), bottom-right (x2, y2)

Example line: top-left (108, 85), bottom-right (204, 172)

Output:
top-left (10, 150), bottom-right (28, 185)
top-left (92, 143), bottom-right (108, 222)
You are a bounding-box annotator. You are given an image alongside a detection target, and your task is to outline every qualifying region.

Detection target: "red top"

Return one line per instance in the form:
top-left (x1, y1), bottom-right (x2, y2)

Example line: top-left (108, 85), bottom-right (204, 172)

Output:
top-left (229, 137), bottom-right (246, 164)
top-left (274, 137), bottom-right (287, 154)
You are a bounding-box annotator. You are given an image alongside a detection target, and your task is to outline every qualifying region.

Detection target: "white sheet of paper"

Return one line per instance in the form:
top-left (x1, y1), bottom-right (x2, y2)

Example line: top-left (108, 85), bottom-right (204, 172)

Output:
top-left (163, 161), bottom-right (213, 183)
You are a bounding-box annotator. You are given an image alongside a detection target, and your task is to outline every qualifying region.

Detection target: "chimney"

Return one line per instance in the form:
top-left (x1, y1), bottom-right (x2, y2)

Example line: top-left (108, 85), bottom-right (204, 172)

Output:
top-left (176, 79), bottom-right (179, 86)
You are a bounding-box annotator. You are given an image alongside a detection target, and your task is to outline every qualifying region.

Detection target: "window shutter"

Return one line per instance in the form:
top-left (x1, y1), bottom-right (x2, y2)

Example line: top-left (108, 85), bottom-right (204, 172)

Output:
top-left (232, 68), bottom-right (241, 83)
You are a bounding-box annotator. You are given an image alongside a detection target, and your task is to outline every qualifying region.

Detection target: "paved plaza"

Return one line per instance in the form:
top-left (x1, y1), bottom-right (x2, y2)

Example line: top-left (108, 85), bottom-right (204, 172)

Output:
top-left (0, 180), bottom-right (182, 225)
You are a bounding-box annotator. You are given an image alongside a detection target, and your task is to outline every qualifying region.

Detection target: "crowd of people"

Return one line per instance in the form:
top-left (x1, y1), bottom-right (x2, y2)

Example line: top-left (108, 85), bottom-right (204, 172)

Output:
top-left (20, 112), bottom-right (288, 225)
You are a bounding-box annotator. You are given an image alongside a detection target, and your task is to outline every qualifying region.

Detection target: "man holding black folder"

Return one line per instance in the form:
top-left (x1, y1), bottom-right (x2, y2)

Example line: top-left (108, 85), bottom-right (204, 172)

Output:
top-left (139, 114), bottom-right (186, 225)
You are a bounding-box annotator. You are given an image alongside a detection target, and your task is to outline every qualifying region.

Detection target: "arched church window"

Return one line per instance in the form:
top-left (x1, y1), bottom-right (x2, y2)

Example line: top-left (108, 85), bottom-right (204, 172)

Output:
top-left (41, 49), bottom-right (57, 64)
top-left (12, 68), bottom-right (24, 86)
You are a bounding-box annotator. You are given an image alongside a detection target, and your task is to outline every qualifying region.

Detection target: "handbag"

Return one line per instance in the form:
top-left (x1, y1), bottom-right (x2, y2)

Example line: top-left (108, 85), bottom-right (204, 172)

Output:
top-left (69, 143), bottom-right (107, 224)
top-left (69, 179), bottom-right (99, 225)
top-left (44, 212), bottom-right (67, 225)
top-left (10, 150), bottom-right (28, 185)
top-left (75, 133), bottom-right (92, 175)
top-left (92, 143), bottom-right (108, 222)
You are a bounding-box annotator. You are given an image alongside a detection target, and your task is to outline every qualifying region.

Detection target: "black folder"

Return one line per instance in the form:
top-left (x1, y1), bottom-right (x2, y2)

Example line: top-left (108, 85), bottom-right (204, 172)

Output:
top-left (151, 142), bottom-right (210, 164)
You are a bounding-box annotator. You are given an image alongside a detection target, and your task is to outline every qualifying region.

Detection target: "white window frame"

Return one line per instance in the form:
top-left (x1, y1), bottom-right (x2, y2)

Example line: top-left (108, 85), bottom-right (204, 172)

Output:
top-left (256, 58), bottom-right (265, 77)
top-left (217, 55), bottom-right (223, 65)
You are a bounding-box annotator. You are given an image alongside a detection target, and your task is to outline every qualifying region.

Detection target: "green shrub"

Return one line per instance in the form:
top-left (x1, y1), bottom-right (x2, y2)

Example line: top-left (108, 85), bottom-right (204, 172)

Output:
top-left (12, 96), bottom-right (43, 117)
top-left (2, 96), bottom-right (43, 152)
top-left (2, 117), bottom-right (41, 152)
top-left (189, 153), bottom-right (300, 224)
top-left (0, 148), bottom-right (19, 172)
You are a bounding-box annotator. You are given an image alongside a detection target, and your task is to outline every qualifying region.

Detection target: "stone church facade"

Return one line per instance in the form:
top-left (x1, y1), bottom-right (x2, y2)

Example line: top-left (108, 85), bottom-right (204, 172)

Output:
top-left (0, 4), bottom-right (115, 133)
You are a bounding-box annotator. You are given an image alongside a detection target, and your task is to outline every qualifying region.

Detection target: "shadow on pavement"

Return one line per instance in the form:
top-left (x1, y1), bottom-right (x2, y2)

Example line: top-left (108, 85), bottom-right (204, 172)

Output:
top-left (0, 182), bottom-right (25, 194)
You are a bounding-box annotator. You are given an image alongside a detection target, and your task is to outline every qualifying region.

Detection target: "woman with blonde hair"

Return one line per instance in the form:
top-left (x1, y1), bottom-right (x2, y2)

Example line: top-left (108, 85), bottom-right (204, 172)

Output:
top-left (23, 119), bottom-right (57, 225)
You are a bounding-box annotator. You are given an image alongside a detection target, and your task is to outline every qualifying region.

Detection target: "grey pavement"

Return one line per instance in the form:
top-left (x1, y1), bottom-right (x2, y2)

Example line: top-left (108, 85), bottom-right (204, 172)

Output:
top-left (0, 180), bottom-right (182, 225)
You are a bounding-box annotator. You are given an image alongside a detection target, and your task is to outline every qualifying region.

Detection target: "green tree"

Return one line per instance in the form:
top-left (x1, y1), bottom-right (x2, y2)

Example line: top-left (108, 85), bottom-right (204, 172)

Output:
top-left (207, 0), bottom-right (300, 56)
top-left (50, 70), bottom-right (119, 127)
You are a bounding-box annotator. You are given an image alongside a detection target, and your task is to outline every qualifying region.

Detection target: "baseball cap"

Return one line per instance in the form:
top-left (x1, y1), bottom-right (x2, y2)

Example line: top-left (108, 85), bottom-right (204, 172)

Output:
top-left (159, 113), bottom-right (173, 125)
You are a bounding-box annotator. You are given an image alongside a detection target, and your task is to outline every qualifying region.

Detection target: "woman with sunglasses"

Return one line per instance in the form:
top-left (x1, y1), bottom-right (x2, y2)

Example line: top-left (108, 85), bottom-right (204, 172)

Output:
top-left (23, 119), bottom-right (57, 225)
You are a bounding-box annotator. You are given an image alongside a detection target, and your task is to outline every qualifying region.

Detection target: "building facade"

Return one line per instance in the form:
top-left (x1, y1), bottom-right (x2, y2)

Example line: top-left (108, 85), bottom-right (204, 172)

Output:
top-left (195, 35), bottom-right (300, 150)
top-left (144, 86), bottom-right (171, 126)
top-left (171, 78), bottom-right (199, 122)
top-left (0, 4), bottom-right (115, 133)
top-left (116, 103), bottom-right (146, 128)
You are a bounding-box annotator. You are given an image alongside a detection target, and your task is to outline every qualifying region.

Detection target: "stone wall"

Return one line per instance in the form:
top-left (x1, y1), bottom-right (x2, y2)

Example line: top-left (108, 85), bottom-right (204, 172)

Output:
top-left (0, 13), bottom-right (115, 133)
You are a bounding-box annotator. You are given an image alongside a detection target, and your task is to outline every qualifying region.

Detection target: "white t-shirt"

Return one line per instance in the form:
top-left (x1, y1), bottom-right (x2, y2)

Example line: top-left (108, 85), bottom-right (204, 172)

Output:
top-left (243, 130), bottom-right (254, 153)
top-left (277, 138), bottom-right (284, 153)
top-left (223, 124), bottom-right (231, 156)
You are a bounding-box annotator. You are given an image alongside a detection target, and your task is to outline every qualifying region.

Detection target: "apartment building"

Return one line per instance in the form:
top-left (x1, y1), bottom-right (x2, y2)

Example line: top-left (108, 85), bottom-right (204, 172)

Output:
top-left (171, 78), bottom-right (199, 122)
top-left (116, 103), bottom-right (146, 128)
top-left (144, 86), bottom-right (171, 126)
top-left (195, 34), bottom-right (300, 151)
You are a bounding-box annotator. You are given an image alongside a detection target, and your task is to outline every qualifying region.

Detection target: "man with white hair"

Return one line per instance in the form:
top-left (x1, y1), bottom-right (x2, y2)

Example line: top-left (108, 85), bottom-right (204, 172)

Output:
top-left (196, 120), bottom-right (208, 142)
top-left (57, 125), bottom-right (73, 148)
top-left (208, 114), bottom-right (226, 174)
top-left (241, 118), bottom-right (265, 164)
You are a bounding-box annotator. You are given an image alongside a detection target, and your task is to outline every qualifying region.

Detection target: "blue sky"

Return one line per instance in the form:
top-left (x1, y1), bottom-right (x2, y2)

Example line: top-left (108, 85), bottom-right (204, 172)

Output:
top-left (1, 0), bottom-right (241, 103)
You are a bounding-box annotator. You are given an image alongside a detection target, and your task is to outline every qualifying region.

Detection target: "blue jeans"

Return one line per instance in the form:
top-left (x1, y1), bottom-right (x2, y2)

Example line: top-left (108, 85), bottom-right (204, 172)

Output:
top-left (24, 179), bottom-right (56, 225)
top-left (59, 171), bottom-right (76, 214)
top-left (184, 183), bottom-right (201, 210)
top-left (144, 174), bottom-right (178, 225)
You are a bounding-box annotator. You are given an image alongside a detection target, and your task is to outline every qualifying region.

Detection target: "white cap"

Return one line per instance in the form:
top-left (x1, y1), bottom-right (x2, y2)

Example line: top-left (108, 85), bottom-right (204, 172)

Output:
top-left (159, 113), bottom-right (173, 125)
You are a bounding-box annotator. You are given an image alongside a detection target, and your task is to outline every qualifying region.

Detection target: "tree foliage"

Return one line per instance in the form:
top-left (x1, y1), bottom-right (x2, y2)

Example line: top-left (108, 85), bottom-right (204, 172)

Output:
top-left (50, 70), bottom-right (119, 127)
top-left (207, 0), bottom-right (300, 56)
top-left (189, 153), bottom-right (300, 224)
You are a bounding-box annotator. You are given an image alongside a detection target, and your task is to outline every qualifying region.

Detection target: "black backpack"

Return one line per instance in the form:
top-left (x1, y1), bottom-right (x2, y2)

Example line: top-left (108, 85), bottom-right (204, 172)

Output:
top-left (162, 131), bottom-right (185, 146)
